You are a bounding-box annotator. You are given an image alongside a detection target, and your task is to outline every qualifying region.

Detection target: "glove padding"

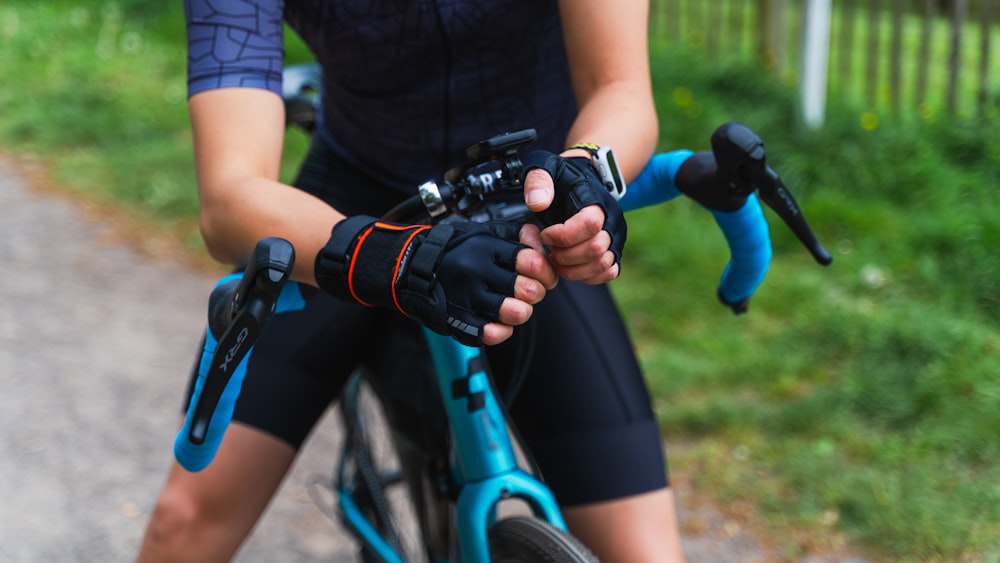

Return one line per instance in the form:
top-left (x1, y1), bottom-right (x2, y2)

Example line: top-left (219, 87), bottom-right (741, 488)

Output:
top-left (521, 151), bottom-right (627, 269)
top-left (315, 216), bottom-right (525, 346)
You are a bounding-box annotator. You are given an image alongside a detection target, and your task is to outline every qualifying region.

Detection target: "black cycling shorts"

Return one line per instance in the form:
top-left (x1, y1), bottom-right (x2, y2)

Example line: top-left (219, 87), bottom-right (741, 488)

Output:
top-left (182, 137), bottom-right (668, 506)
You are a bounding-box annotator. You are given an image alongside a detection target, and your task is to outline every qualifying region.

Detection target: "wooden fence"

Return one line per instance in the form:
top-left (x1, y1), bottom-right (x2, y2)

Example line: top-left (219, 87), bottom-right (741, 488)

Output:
top-left (649, 0), bottom-right (999, 120)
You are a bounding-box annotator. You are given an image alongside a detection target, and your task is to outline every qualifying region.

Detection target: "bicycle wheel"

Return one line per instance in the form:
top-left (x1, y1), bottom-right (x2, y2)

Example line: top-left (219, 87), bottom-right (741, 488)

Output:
top-left (488, 516), bottom-right (599, 563)
top-left (339, 374), bottom-right (429, 563)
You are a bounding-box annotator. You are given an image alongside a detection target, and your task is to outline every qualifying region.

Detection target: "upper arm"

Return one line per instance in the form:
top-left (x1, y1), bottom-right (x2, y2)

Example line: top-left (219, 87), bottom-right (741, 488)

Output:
top-left (557, 0), bottom-right (653, 104)
top-left (184, 0), bottom-right (286, 98)
top-left (182, 2), bottom-right (339, 280)
top-left (183, 0), bottom-right (289, 199)
top-left (189, 88), bottom-right (286, 197)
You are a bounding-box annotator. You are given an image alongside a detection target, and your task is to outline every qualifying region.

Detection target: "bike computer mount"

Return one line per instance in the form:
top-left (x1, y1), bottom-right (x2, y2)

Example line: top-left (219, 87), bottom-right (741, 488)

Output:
top-left (418, 129), bottom-right (537, 219)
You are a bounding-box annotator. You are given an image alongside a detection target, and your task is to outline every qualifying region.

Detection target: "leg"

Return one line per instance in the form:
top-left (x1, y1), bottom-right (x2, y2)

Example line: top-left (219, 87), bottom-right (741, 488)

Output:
top-left (137, 424), bottom-right (296, 563)
top-left (136, 138), bottom-right (408, 562)
top-left (488, 281), bottom-right (687, 561)
top-left (137, 290), bottom-right (383, 562)
top-left (563, 488), bottom-right (686, 563)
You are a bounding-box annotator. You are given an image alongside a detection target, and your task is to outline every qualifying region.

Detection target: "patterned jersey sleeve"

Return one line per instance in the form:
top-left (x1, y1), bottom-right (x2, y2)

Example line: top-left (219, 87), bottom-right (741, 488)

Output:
top-left (184, 0), bottom-right (285, 98)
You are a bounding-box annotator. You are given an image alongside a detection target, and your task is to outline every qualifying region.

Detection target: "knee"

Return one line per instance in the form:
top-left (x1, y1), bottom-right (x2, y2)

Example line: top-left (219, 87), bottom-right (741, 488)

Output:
top-left (141, 484), bottom-right (243, 563)
top-left (143, 487), bottom-right (202, 552)
top-left (139, 480), bottom-right (250, 563)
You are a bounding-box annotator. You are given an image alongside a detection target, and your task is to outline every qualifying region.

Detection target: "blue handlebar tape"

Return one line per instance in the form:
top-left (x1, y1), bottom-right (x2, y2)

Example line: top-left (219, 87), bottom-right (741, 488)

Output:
top-left (173, 276), bottom-right (307, 472)
top-left (620, 149), bottom-right (772, 304)
top-left (710, 194), bottom-right (772, 304)
top-left (618, 150), bottom-right (692, 212)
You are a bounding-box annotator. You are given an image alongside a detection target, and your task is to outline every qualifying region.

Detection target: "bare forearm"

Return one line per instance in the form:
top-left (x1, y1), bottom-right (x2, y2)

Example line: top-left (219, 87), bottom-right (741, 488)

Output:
top-left (198, 176), bottom-right (342, 285)
top-left (563, 80), bottom-right (658, 181)
top-left (558, 0), bottom-right (658, 181)
top-left (189, 89), bottom-right (342, 286)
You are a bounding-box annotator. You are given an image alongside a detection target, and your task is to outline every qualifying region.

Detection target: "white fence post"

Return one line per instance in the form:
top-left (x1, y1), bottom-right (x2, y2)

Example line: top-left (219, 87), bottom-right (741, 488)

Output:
top-left (801, 0), bottom-right (833, 129)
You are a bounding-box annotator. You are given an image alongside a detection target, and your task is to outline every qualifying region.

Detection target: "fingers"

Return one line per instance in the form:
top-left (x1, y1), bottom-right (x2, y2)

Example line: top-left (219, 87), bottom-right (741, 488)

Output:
top-left (482, 244), bottom-right (553, 346)
top-left (523, 168), bottom-right (555, 212)
top-left (553, 253), bottom-right (620, 284)
top-left (516, 230), bottom-right (559, 290)
top-left (482, 294), bottom-right (531, 346)
top-left (538, 205), bottom-right (620, 283)
top-left (482, 322), bottom-right (514, 346)
top-left (518, 223), bottom-right (547, 253)
top-left (492, 256), bottom-right (551, 328)
top-left (538, 205), bottom-right (605, 247)
top-left (480, 209), bottom-right (617, 346)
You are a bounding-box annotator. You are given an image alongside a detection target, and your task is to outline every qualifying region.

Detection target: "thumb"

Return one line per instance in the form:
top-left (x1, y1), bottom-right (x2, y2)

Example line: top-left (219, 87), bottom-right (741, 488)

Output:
top-left (523, 168), bottom-right (554, 212)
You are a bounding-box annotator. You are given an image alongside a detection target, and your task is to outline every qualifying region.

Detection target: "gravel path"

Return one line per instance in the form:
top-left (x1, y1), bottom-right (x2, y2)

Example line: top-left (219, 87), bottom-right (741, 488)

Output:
top-left (0, 156), bottom-right (858, 562)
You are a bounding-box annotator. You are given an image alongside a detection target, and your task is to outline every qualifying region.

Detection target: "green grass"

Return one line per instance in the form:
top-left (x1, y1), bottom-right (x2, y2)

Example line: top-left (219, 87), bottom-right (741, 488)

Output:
top-left (0, 0), bottom-right (313, 250)
top-left (1, 2), bottom-right (999, 561)
top-left (623, 45), bottom-right (1000, 560)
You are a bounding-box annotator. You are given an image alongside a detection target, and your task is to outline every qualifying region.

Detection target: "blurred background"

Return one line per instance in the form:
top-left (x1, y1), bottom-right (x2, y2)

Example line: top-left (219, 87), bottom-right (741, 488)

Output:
top-left (0, 1), bottom-right (997, 561)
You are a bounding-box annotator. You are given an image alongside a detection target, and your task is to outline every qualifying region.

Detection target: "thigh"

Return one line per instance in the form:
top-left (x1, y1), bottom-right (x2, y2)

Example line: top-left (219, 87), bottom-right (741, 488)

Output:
top-left (182, 288), bottom-right (388, 449)
top-left (181, 133), bottom-right (409, 447)
top-left (486, 281), bottom-right (668, 506)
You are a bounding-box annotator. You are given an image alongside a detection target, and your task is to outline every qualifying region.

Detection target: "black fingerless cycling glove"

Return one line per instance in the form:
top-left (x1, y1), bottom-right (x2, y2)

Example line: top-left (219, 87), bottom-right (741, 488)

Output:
top-left (315, 216), bottom-right (525, 346)
top-left (520, 151), bottom-right (627, 269)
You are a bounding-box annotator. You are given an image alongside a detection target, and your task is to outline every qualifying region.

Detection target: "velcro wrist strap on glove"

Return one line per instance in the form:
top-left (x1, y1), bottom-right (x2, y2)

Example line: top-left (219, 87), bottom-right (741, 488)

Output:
top-left (315, 215), bottom-right (430, 310)
top-left (315, 215), bottom-right (525, 346)
top-left (521, 150), bottom-right (628, 267)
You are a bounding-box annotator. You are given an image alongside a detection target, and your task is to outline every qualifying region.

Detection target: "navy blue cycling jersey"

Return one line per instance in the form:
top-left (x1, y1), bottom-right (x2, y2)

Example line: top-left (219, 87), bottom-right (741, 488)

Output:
top-left (185, 0), bottom-right (578, 193)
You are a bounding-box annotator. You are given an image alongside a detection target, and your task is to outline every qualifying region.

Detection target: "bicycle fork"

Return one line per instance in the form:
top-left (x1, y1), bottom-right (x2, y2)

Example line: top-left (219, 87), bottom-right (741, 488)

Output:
top-left (422, 330), bottom-right (566, 563)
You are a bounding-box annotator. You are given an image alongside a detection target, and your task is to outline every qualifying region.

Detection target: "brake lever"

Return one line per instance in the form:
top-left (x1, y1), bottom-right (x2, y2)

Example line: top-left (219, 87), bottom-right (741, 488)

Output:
top-left (711, 122), bottom-right (833, 266)
top-left (188, 237), bottom-right (295, 445)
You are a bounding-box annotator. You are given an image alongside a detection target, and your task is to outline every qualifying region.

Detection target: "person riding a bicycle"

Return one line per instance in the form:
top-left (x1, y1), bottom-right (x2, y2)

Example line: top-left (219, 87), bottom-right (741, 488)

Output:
top-left (137, 1), bottom-right (688, 561)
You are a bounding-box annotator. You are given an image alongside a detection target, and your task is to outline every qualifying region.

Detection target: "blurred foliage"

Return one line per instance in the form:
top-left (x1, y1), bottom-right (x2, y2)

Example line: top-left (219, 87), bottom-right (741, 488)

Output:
top-left (623, 43), bottom-right (1000, 561)
top-left (0, 2), bottom-right (998, 560)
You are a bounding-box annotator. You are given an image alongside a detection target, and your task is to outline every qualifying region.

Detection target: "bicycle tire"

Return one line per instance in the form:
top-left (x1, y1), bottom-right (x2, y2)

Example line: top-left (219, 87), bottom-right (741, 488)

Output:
top-left (488, 516), bottom-right (599, 563)
top-left (341, 375), bottom-right (429, 563)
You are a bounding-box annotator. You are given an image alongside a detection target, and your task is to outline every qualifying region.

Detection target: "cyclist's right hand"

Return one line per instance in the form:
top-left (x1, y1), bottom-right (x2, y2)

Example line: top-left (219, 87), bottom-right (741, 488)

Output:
top-left (315, 215), bottom-right (556, 346)
top-left (520, 151), bottom-right (627, 284)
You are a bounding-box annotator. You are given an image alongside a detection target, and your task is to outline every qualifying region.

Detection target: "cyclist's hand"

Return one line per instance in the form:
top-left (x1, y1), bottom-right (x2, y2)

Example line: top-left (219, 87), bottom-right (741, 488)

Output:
top-left (481, 223), bottom-right (558, 344)
top-left (521, 152), bottom-right (626, 284)
top-left (314, 216), bottom-right (554, 346)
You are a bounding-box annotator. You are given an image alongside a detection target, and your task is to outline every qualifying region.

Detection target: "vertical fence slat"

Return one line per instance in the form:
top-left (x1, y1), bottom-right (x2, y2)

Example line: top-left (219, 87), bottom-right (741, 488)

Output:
top-left (649, 0), bottom-right (660, 39)
top-left (757, 0), bottom-right (786, 74)
top-left (866, 0), bottom-right (884, 107)
top-left (801, 0), bottom-right (833, 128)
top-left (915, 0), bottom-right (935, 110)
top-left (838, 0), bottom-right (858, 99)
top-left (665, 0), bottom-right (681, 42)
top-left (947, 0), bottom-right (967, 115)
top-left (978, 0), bottom-right (996, 114)
top-left (706, 0), bottom-right (720, 57)
top-left (889, 0), bottom-right (906, 113)
top-left (732, 0), bottom-right (747, 56)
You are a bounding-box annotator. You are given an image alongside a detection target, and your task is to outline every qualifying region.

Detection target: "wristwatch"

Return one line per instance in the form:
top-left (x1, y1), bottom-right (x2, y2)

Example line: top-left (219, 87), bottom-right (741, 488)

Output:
top-left (569, 143), bottom-right (627, 201)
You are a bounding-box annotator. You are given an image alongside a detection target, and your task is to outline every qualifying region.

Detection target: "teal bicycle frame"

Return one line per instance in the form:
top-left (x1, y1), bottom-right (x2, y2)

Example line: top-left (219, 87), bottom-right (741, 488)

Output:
top-left (338, 329), bottom-right (566, 563)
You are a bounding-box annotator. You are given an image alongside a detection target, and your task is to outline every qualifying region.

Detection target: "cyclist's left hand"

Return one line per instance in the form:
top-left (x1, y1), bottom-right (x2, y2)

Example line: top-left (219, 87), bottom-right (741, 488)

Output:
top-left (521, 152), bottom-right (626, 284)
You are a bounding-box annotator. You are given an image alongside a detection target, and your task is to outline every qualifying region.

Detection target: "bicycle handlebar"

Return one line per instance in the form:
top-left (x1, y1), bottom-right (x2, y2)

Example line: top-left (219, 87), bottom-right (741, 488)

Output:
top-left (174, 238), bottom-right (296, 472)
top-left (621, 122), bottom-right (829, 313)
top-left (173, 123), bottom-right (831, 470)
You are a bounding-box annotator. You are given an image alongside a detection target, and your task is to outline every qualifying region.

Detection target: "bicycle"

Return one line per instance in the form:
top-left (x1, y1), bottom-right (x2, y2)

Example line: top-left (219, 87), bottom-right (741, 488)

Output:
top-left (172, 64), bottom-right (831, 563)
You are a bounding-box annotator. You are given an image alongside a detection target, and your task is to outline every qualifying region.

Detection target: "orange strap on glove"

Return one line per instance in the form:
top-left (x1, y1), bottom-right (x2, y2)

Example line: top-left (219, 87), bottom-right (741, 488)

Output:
top-left (315, 215), bottom-right (525, 346)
